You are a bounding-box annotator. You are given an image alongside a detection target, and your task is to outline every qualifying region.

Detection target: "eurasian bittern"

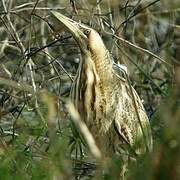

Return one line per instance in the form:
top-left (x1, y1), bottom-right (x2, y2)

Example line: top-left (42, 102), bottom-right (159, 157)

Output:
top-left (52, 12), bottom-right (153, 157)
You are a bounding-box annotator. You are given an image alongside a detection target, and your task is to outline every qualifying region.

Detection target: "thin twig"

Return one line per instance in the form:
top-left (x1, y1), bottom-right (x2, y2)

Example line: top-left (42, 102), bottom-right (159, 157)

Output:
top-left (105, 31), bottom-right (172, 67)
top-left (66, 101), bottom-right (102, 160)
top-left (1, 0), bottom-right (38, 107)
top-left (116, 42), bottom-right (167, 96)
top-left (116, 0), bottom-right (161, 32)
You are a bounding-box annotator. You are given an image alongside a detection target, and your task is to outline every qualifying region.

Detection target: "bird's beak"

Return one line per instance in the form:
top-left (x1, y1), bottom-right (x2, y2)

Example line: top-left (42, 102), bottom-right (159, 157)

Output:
top-left (51, 11), bottom-right (88, 52)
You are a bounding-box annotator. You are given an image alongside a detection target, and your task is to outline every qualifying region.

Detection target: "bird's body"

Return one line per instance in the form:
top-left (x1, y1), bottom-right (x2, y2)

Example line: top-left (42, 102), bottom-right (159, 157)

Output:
top-left (52, 12), bottom-right (153, 157)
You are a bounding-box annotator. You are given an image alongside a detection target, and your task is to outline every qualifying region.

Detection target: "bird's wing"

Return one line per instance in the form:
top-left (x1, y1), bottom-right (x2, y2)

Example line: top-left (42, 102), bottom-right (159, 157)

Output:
top-left (112, 63), bottom-right (153, 154)
top-left (130, 87), bottom-right (153, 154)
top-left (113, 119), bottom-right (138, 157)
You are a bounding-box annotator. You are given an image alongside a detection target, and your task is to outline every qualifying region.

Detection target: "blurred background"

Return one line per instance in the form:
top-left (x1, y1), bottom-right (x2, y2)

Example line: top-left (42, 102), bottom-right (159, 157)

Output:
top-left (0, 0), bottom-right (179, 179)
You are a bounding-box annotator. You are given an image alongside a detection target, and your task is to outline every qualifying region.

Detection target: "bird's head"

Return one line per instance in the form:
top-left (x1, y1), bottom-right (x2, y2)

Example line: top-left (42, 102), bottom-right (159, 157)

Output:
top-left (51, 11), bottom-right (106, 57)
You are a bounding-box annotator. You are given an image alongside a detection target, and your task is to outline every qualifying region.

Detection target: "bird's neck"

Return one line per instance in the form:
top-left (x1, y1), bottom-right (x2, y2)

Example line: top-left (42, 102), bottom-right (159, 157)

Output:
top-left (91, 49), bottom-right (113, 81)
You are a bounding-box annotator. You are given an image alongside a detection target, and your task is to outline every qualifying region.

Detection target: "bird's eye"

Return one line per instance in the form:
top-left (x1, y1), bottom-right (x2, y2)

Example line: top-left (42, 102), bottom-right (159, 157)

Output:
top-left (84, 29), bottom-right (90, 36)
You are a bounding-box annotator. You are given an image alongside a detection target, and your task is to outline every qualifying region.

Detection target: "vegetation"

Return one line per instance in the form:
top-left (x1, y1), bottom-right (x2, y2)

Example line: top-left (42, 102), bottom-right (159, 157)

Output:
top-left (0, 0), bottom-right (179, 179)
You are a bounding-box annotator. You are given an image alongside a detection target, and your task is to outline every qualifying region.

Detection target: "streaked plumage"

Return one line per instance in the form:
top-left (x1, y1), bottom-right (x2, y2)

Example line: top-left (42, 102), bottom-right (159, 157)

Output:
top-left (52, 12), bottom-right (153, 157)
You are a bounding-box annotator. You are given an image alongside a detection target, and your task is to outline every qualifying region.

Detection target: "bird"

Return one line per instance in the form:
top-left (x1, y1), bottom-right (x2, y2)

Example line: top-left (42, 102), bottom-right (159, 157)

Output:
top-left (51, 11), bottom-right (153, 159)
